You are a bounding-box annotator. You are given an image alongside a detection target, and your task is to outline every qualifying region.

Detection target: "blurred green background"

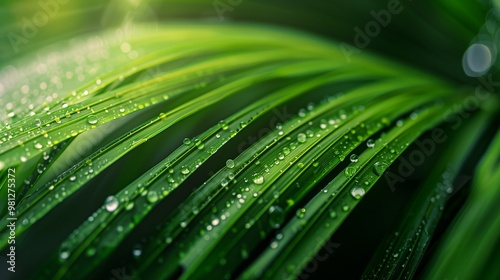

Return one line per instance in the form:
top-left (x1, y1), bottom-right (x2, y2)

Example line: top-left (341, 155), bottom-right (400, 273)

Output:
top-left (0, 0), bottom-right (494, 84)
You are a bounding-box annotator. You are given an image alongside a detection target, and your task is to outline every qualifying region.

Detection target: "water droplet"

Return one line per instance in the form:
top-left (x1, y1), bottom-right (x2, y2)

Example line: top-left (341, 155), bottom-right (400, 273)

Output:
top-left (183, 138), bottom-right (192, 146)
top-left (297, 133), bottom-right (307, 143)
top-left (0, 161), bottom-right (5, 170)
top-left (212, 218), bottom-right (220, 226)
top-left (252, 173), bottom-right (264, 185)
top-left (147, 191), bottom-right (159, 203)
top-left (20, 156), bottom-right (27, 163)
top-left (342, 205), bottom-right (350, 212)
top-left (34, 143), bottom-right (43, 149)
top-left (226, 159), bottom-right (235, 169)
top-left (218, 120), bottom-right (229, 130)
top-left (69, 175), bottom-right (76, 181)
top-left (104, 196), bottom-right (119, 212)
top-left (221, 178), bottom-right (229, 187)
top-left (306, 130), bottom-right (314, 138)
top-left (59, 250), bottom-right (70, 260)
top-left (195, 139), bottom-right (204, 149)
top-left (180, 165), bottom-right (190, 175)
top-left (351, 187), bottom-right (366, 199)
top-left (132, 244), bottom-right (142, 257)
top-left (296, 208), bottom-right (306, 219)
top-left (367, 139), bottom-right (375, 148)
top-left (126, 202), bottom-right (134, 210)
top-left (350, 154), bottom-right (358, 162)
top-left (34, 119), bottom-right (42, 127)
top-left (373, 162), bottom-right (388, 176)
top-left (329, 209), bottom-right (337, 219)
top-left (269, 205), bottom-right (285, 228)
top-left (344, 166), bottom-right (356, 178)
top-left (87, 115), bottom-right (98, 125)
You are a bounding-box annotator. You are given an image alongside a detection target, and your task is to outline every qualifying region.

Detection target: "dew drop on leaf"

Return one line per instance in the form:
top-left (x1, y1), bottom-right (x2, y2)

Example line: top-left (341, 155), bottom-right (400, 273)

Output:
top-left (297, 133), bottom-right (307, 143)
top-left (104, 195), bottom-right (119, 212)
top-left (329, 209), bottom-right (337, 219)
top-left (126, 201), bottom-right (134, 210)
top-left (221, 178), bottom-right (228, 187)
top-left (367, 139), bottom-right (375, 148)
top-left (350, 187), bottom-right (366, 199)
top-left (87, 115), bottom-right (98, 125)
top-left (218, 120), bottom-right (229, 130)
top-left (296, 208), bottom-right (306, 219)
top-left (344, 166), bottom-right (356, 178)
top-left (59, 250), bottom-right (70, 261)
top-left (226, 159), bottom-right (235, 169)
top-left (59, 243), bottom-right (70, 261)
top-left (252, 173), bottom-right (264, 185)
top-left (181, 166), bottom-right (190, 175)
top-left (147, 191), bottom-right (159, 203)
top-left (269, 205), bottom-right (285, 228)
top-left (132, 244), bottom-right (142, 257)
top-left (373, 161), bottom-right (388, 176)
top-left (195, 139), bottom-right (204, 149)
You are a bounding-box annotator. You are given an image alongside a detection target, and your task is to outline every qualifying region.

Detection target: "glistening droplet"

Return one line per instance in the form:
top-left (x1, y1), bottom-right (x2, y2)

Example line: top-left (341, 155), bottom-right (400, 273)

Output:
top-left (87, 115), bottom-right (98, 125)
top-left (269, 205), bottom-right (285, 228)
top-left (104, 196), bottom-right (119, 212)
top-left (226, 159), bottom-right (235, 169)
top-left (350, 187), bottom-right (366, 199)
top-left (252, 173), bottom-right (264, 185)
